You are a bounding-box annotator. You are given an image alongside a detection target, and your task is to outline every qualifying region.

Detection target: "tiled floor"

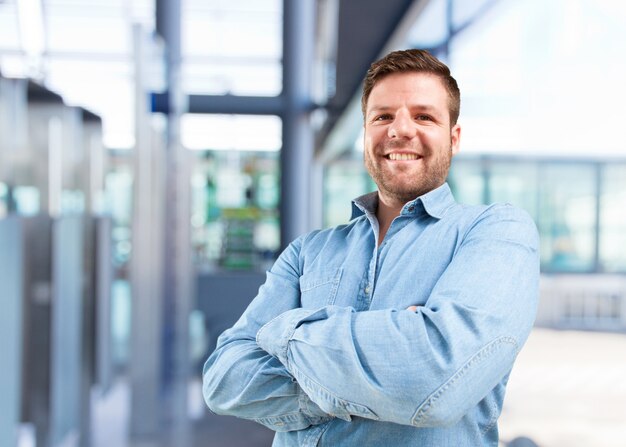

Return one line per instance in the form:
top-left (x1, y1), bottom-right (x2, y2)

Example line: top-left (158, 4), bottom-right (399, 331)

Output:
top-left (498, 328), bottom-right (626, 447)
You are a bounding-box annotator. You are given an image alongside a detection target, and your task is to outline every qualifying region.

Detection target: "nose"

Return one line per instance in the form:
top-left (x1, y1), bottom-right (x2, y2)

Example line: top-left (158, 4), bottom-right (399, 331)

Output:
top-left (387, 110), bottom-right (413, 139)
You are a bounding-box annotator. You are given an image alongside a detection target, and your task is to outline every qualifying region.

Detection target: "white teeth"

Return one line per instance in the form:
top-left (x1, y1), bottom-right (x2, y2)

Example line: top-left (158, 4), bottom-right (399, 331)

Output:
top-left (388, 153), bottom-right (418, 161)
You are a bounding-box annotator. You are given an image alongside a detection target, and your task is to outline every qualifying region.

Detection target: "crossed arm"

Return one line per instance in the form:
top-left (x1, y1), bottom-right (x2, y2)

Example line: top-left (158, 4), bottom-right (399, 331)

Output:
top-left (203, 206), bottom-right (540, 431)
top-left (202, 258), bottom-right (332, 431)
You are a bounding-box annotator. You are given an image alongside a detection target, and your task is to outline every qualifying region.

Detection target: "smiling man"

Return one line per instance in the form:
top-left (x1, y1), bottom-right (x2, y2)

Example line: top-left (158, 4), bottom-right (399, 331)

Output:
top-left (203, 49), bottom-right (540, 446)
top-left (362, 60), bottom-right (461, 245)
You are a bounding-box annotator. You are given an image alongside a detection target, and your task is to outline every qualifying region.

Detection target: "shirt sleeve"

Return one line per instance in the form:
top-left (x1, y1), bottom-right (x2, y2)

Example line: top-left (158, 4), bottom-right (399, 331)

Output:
top-left (202, 235), bottom-right (333, 432)
top-left (256, 205), bottom-right (540, 428)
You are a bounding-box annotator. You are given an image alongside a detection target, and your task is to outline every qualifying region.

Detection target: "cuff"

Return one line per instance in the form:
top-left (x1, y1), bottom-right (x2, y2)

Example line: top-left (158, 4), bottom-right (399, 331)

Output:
top-left (256, 308), bottom-right (316, 365)
top-left (299, 387), bottom-right (332, 421)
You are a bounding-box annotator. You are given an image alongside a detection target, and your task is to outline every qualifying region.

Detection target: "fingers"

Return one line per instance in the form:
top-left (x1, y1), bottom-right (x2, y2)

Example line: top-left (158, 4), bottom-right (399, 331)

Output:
top-left (406, 305), bottom-right (418, 312)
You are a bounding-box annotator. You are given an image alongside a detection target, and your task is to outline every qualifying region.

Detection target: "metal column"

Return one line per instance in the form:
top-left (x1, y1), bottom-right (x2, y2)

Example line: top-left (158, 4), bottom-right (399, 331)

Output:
top-left (0, 217), bottom-right (23, 447)
top-left (50, 216), bottom-right (85, 446)
top-left (130, 25), bottom-right (165, 441)
top-left (157, 0), bottom-right (193, 445)
top-left (280, 0), bottom-right (317, 248)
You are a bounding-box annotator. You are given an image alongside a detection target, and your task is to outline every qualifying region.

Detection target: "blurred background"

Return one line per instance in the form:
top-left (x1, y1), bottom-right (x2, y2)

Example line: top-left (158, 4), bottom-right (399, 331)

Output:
top-left (1, 0), bottom-right (626, 446)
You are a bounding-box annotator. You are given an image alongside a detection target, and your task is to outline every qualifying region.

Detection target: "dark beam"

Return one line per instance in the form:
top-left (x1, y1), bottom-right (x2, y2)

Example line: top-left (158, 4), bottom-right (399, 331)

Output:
top-left (151, 92), bottom-right (286, 116)
top-left (319, 0), bottom-right (416, 142)
top-left (27, 80), bottom-right (64, 103)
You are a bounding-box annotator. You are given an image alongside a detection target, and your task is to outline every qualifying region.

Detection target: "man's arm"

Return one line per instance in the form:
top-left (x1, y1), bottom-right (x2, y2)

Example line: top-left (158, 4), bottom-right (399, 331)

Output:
top-left (202, 236), bottom-right (333, 432)
top-left (257, 205), bottom-right (540, 427)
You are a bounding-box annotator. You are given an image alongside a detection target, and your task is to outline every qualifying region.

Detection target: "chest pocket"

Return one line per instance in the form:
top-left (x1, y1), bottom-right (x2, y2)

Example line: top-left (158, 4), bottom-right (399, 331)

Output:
top-left (299, 268), bottom-right (343, 308)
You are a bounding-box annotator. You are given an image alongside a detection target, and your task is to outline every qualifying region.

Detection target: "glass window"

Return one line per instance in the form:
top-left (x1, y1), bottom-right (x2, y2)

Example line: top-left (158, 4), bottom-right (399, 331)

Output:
top-left (451, 0), bottom-right (504, 30)
top-left (13, 185), bottom-right (40, 215)
top-left (46, 15), bottom-right (130, 54)
top-left (190, 150), bottom-right (280, 270)
top-left (45, 59), bottom-right (134, 149)
top-left (105, 163), bottom-right (133, 267)
top-left (182, 0), bottom-right (282, 96)
top-left (0, 182), bottom-right (7, 218)
top-left (448, 157), bottom-right (485, 205)
top-left (488, 160), bottom-right (539, 220)
top-left (0, 2), bottom-right (21, 52)
top-left (324, 159), bottom-right (372, 228)
top-left (537, 164), bottom-right (597, 272)
top-left (1, 0), bottom-right (153, 148)
top-left (182, 60), bottom-right (281, 96)
top-left (446, 0), bottom-right (626, 158)
top-left (599, 164), bottom-right (626, 272)
top-left (406, 0), bottom-right (449, 50)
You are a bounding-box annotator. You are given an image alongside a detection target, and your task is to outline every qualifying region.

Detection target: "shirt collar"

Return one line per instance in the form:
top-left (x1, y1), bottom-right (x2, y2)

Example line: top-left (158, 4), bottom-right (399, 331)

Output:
top-left (351, 182), bottom-right (456, 220)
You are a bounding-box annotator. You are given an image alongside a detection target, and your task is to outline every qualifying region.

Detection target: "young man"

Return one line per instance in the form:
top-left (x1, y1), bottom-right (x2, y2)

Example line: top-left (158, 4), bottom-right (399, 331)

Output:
top-left (203, 49), bottom-right (539, 446)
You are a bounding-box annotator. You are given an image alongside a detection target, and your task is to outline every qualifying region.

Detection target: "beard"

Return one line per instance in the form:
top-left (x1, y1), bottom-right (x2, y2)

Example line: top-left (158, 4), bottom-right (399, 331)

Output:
top-left (364, 141), bottom-right (452, 204)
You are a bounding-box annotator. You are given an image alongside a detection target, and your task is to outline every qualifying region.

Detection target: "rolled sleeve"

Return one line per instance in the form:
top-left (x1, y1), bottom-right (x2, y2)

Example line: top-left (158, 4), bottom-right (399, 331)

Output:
top-left (256, 308), bottom-right (321, 365)
top-left (202, 235), bottom-right (334, 431)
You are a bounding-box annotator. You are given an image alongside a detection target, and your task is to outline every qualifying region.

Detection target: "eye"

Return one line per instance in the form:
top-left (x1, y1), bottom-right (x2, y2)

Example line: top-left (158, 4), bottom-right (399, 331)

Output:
top-left (415, 114), bottom-right (432, 121)
top-left (374, 113), bottom-right (392, 122)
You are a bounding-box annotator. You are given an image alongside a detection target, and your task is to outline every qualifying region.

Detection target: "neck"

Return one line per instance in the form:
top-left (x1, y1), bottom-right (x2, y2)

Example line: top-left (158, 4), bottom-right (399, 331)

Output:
top-left (375, 193), bottom-right (406, 246)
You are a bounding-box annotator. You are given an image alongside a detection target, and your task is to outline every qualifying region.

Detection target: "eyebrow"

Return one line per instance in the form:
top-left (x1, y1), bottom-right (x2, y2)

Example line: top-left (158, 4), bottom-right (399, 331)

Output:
top-left (367, 104), bottom-right (441, 116)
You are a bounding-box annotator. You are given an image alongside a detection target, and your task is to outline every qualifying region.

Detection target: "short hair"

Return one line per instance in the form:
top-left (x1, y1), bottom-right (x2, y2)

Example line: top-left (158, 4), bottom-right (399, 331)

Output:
top-left (361, 49), bottom-right (461, 125)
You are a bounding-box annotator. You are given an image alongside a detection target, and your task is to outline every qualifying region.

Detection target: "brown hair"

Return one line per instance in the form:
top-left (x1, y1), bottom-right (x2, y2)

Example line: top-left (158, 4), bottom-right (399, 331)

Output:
top-left (361, 49), bottom-right (461, 125)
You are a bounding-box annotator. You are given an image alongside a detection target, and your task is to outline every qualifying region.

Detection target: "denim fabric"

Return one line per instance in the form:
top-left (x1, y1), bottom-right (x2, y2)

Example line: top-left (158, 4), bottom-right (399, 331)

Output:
top-left (203, 183), bottom-right (540, 446)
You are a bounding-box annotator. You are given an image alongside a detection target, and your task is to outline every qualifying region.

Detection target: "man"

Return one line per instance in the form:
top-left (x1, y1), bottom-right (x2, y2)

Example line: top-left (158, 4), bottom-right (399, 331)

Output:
top-left (203, 49), bottom-right (539, 446)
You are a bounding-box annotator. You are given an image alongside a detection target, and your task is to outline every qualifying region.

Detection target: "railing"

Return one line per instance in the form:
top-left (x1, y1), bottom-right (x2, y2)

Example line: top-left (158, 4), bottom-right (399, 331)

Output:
top-left (537, 275), bottom-right (626, 331)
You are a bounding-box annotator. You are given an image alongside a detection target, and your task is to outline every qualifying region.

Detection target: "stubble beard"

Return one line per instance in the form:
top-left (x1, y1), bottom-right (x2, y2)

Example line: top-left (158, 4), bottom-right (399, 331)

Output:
top-left (365, 143), bottom-right (452, 204)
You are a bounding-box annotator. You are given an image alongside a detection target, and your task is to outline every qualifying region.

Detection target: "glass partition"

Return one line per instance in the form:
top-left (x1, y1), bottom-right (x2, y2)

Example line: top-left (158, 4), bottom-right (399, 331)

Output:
top-left (181, 113), bottom-right (282, 271)
top-left (448, 157), bottom-right (485, 205)
top-left (599, 164), bottom-right (626, 272)
top-left (323, 158), bottom-right (373, 228)
top-left (190, 150), bottom-right (280, 271)
top-left (488, 160), bottom-right (539, 220)
top-left (537, 163), bottom-right (597, 272)
top-left (182, 0), bottom-right (282, 96)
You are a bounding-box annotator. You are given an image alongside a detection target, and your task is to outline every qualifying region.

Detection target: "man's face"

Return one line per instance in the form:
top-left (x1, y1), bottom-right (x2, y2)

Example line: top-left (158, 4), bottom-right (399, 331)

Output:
top-left (363, 72), bottom-right (461, 205)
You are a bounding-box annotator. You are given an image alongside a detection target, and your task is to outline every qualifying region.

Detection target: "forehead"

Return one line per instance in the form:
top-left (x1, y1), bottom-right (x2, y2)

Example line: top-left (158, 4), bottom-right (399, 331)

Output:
top-left (367, 72), bottom-right (448, 110)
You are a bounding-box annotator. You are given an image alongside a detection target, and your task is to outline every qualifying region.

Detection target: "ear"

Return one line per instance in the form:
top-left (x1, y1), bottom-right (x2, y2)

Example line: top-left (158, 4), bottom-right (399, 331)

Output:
top-left (450, 124), bottom-right (461, 156)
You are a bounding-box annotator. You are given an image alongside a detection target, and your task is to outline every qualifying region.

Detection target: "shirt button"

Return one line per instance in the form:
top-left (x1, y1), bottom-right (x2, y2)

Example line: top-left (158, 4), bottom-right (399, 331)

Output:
top-left (364, 286), bottom-right (370, 295)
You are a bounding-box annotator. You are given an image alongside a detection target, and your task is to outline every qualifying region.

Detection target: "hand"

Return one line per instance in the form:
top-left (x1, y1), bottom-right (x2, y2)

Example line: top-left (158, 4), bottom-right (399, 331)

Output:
top-left (406, 305), bottom-right (418, 312)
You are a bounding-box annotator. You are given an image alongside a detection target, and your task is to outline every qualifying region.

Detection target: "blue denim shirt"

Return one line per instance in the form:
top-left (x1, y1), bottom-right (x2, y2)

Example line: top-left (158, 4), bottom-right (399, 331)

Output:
top-left (203, 183), bottom-right (540, 446)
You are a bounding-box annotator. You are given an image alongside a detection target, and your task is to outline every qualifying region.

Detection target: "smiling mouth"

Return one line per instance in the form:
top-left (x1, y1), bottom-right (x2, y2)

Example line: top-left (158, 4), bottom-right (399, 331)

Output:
top-left (385, 153), bottom-right (421, 161)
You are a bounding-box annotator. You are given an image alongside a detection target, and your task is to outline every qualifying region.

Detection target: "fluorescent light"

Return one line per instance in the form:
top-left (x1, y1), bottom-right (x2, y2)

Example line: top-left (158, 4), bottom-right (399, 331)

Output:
top-left (181, 114), bottom-right (282, 151)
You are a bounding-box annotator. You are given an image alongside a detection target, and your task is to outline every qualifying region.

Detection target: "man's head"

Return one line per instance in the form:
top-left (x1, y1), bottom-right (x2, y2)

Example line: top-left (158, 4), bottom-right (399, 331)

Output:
top-left (362, 49), bottom-right (461, 206)
top-left (361, 49), bottom-right (460, 126)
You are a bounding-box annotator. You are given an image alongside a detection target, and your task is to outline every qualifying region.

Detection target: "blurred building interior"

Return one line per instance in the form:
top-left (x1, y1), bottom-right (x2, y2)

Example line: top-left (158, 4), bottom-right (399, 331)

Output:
top-left (1, 0), bottom-right (626, 446)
